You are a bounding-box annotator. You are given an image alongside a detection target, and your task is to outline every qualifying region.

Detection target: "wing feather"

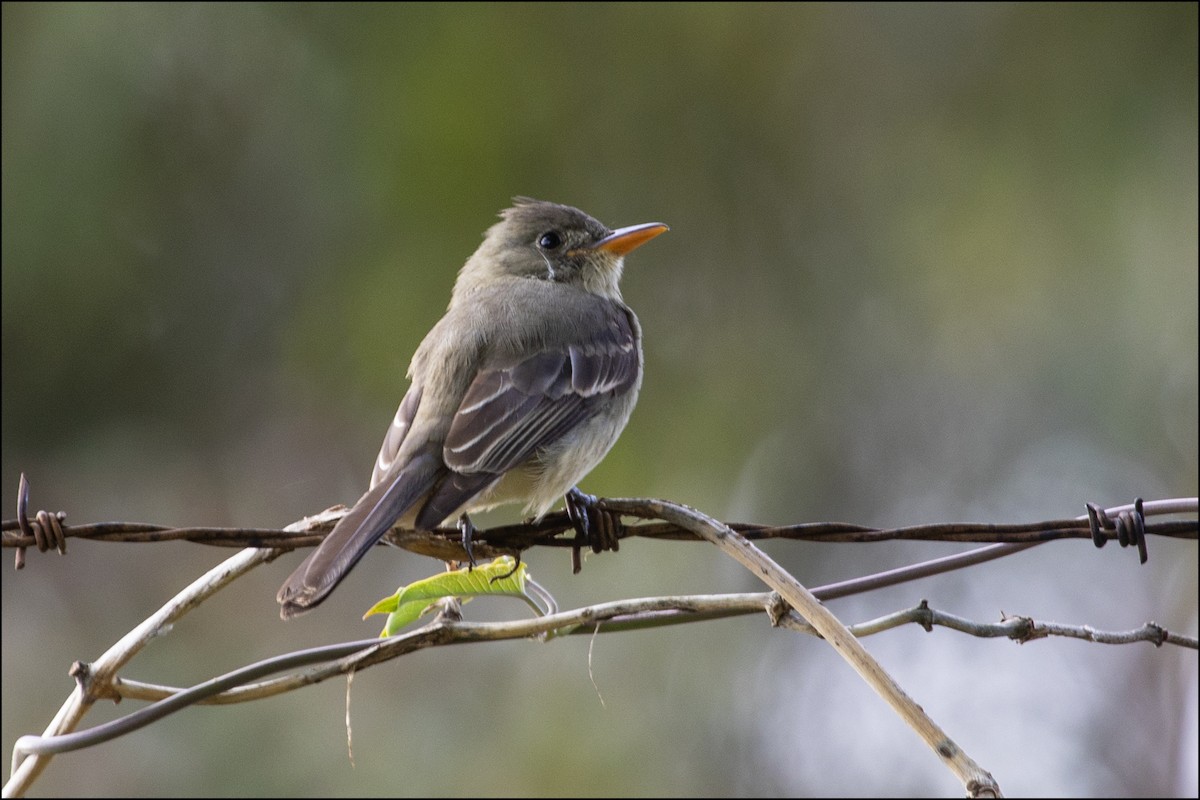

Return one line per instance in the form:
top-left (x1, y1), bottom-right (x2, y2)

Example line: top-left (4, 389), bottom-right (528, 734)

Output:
top-left (371, 384), bottom-right (423, 489)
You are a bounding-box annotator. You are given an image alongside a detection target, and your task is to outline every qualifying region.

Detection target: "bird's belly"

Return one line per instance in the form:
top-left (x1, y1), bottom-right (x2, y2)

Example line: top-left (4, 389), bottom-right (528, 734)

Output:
top-left (460, 464), bottom-right (541, 518)
top-left (456, 420), bottom-right (622, 524)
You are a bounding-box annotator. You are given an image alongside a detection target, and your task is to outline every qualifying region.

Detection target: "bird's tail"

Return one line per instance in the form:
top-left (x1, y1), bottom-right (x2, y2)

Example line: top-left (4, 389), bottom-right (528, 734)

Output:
top-left (276, 451), bottom-right (442, 619)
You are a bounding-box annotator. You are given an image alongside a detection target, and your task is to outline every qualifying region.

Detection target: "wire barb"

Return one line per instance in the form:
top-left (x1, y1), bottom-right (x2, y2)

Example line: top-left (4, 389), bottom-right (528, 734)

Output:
top-left (14, 473), bottom-right (67, 569)
top-left (1085, 497), bottom-right (1148, 564)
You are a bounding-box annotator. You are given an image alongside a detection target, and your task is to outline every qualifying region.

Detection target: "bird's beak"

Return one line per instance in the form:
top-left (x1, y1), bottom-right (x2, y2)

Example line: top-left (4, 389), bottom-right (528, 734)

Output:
top-left (587, 222), bottom-right (670, 256)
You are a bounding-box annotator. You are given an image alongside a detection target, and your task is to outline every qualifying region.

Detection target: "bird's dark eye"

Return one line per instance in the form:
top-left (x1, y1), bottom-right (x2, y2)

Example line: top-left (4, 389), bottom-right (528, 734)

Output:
top-left (537, 231), bottom-right (563, 250)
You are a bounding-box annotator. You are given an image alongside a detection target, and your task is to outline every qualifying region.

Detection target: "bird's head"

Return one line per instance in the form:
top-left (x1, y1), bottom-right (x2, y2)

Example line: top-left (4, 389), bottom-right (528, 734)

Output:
top-left (455, 197), bottom-right (668, 301)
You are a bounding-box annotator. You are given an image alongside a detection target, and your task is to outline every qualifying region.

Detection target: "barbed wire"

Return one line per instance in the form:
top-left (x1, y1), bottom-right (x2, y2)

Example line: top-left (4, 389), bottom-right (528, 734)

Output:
top-left (4, 474), bottom-right (1195, 571)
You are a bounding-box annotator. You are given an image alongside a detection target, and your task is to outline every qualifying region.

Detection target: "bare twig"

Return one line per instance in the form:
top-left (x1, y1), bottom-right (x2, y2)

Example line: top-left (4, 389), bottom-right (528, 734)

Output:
top-left (18, 582), bottom-right (1191, 783)
top-left (4, 547), bottom-right (274, 796)
top-left (94, 600), bottom-right (1200, 705)
top-left (595, 497), bottom-right (1004, 796)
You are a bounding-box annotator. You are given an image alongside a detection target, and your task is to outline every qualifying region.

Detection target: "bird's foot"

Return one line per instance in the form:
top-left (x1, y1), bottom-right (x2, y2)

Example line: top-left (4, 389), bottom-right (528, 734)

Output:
top-left (564, 487), bottom-right (623, 574)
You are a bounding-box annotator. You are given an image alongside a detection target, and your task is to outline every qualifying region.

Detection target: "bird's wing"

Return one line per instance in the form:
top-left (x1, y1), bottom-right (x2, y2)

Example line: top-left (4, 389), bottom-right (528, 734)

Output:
top-left (371, 383), bottom-right (423, 489)
top-left (413, 307), bottom-right (640, 528)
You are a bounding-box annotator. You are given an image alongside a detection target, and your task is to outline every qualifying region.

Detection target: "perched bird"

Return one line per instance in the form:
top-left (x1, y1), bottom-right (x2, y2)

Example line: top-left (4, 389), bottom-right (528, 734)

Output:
top-left (277, 198), bottom-right (667, 619)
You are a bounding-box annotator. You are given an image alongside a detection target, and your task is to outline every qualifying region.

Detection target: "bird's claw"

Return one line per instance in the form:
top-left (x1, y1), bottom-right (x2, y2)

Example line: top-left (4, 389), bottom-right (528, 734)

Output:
top-left (564, 487), bottom-right (622, 574)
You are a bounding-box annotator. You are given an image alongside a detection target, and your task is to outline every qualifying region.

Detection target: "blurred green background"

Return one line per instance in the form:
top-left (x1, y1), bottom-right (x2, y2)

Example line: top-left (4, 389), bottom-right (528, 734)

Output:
top-left (3, 2), bottom-right (1196, 796)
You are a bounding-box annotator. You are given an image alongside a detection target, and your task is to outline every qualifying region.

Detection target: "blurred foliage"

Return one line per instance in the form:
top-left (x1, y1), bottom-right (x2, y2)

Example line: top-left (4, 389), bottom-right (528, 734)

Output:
top-left (3, 3), bottom-right (1196, 797)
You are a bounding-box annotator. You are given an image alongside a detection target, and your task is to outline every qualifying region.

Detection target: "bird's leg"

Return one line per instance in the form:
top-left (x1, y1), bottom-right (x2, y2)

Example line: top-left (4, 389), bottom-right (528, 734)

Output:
top-left (457, 512), bottom-right (479, 570)
top-left (566, 488), bottom-right (590, 574)
top-left (564, 487), bottom-right (623, 574)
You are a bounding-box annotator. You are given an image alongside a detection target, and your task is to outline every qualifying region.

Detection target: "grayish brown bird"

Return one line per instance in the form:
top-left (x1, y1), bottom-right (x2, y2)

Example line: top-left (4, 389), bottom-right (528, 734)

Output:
top-left (277, 198), bottom-right (667, 619)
